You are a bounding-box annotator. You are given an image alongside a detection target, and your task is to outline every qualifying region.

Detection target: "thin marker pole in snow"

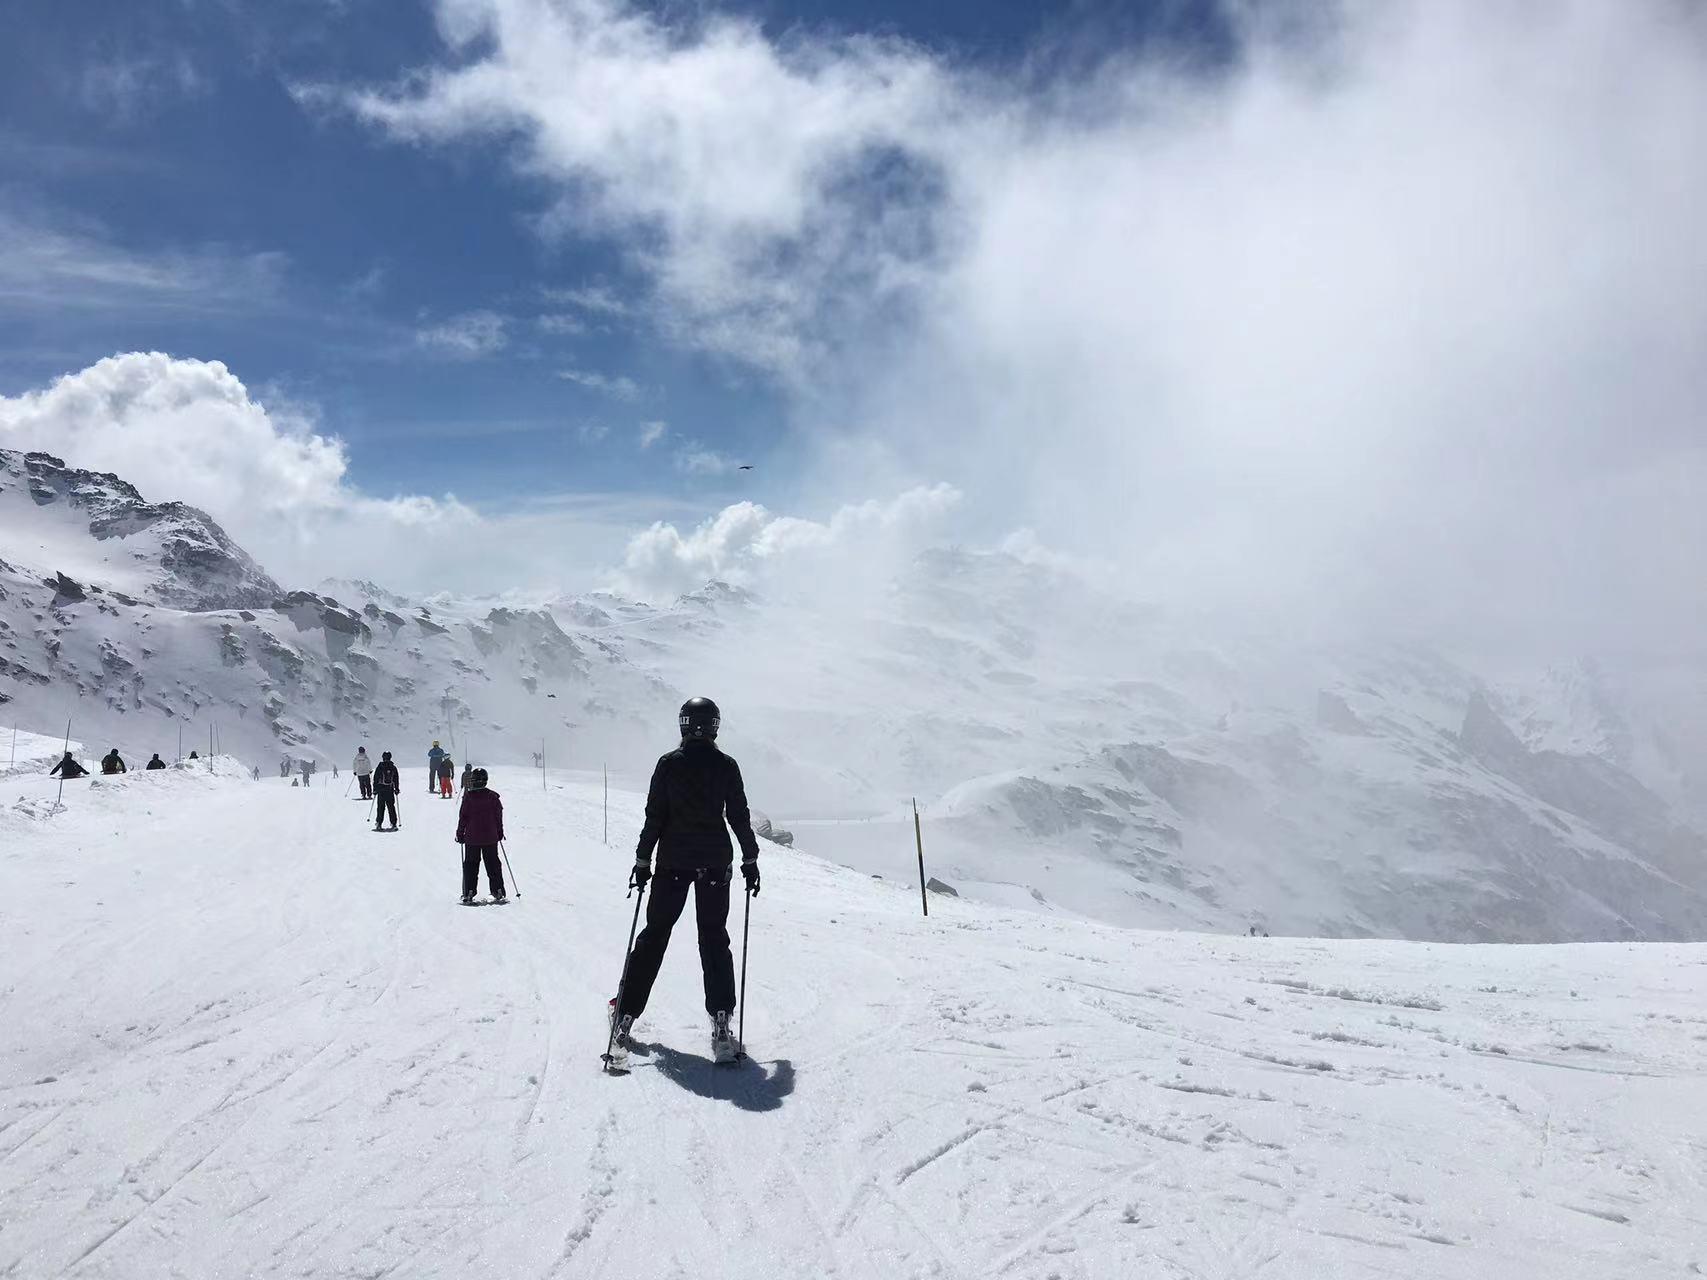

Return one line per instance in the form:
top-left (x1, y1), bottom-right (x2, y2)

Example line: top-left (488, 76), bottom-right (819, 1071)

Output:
top-left (208, 724), bottom-right (213, 772)
top-left (542, 737), bottom-right (547, 792)
top-left (603, 764), bottom-right (608, 845)
top-left (914, 798), bottom-right (929, 918)
top-left (9, 724), bottom-right (14, 768)
top-left (737, 884), bottom-right (752, 1059)
top-left (177, 722), bottom-right (182, 763)
top-left (54, 716), bottom-right (72, 812)
top-left (500, 840), bottom-right (521, 900)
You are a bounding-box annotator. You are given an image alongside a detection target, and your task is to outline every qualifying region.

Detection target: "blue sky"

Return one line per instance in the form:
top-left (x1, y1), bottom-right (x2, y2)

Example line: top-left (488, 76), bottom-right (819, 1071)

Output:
top-left (3, 0), bottom-right (1697, 652)
top-left (0, 0), bottom-right (1225, 516)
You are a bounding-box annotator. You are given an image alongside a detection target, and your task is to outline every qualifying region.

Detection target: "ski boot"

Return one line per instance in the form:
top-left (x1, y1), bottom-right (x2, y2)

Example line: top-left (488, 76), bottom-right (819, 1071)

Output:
top-left (461, 892), bottom-right (475, 905)
top-left (491, 894), bottom-right (509, 905)
top-left (711, 1010), bottom-right (741, 1065)
top-left (604, 999), bottom-right (635, 1070)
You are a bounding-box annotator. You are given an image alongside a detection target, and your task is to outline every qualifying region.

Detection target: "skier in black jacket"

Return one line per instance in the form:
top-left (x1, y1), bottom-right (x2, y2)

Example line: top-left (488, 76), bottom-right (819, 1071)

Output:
top-left (145, 753), bottom-right (167, 770)
top-left (609, 697), bottom-right (760, 1066)
top-left (372, 751), bottom-right (401, 831)
top-left (101, 748), bottom-right (126, 775)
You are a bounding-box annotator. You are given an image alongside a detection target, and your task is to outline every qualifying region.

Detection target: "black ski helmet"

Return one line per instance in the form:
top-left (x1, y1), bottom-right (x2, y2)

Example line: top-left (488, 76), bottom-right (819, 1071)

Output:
top-left (473, 767), bottom-right (489, 786)
top-left (382, 750), bottom-right (392, 760)
top-left (679, 697), bottom-right (720, 740)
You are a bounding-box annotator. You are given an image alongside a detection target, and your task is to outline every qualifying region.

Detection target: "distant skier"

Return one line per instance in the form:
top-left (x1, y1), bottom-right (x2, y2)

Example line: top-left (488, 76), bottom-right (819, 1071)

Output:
top-left (437, 754), bottom-right (455, 798)
top-left (460, 761), bottom-right (474, 795)
top-left (100, 748), bottom-right (126, 775)
top-left (280, 757), bottom-right (290, 778)
top-left (353, 747), bottom-right (374, 799)
top-left (372, 751), bottom-right (400, 831)
top-left (189, 751), bottom-right (198, 760)
top-left (427, 741), bottom-right (445, 794)
top-left (300, 760), bottom-right (312, 788)
top-left (455, 767), bottom-right (507, 904)
top-left (49, 752), bottom-right (88, 779)
top-left (608, 697), bottom-right (760, 1068)
top-left (145, 753), bottom-right (166, 771)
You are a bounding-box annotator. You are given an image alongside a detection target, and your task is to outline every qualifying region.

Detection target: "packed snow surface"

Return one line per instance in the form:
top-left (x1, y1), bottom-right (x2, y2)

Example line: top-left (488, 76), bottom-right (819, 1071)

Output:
top-left (3, 767), bottom-right (1703, 1278)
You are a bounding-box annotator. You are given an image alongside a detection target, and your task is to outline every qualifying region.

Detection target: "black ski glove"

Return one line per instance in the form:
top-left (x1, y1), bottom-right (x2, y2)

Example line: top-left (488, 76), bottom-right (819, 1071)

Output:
top-left (741, 859), bottom-right (760, 896)
top-left (630, 859), bottom-right (651, 892)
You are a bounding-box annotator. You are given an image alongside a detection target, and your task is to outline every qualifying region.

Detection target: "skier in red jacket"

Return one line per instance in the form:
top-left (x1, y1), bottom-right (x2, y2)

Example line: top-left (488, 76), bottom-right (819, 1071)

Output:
top-left (455, 767), bottom-right (507, 904)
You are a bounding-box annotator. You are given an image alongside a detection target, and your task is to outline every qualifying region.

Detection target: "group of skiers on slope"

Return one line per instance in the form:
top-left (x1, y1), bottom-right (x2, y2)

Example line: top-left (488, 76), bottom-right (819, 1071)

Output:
top-left (44, 698), bottom-right (762, 1066)
top-left (354, 697), bottom-right (762, 1064)
top-left (50, 749), bottom-right (176, 778)
top-left (426, 741), bottom-right (465, 798)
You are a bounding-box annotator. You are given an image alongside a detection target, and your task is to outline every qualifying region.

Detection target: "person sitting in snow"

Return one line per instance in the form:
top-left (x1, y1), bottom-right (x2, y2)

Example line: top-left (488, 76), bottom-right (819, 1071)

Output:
top-left (49, 752), bottom-right (88, 779)
top-left (455, 768), bottom-right (507, 905)
top-left (100, 748), bottom-right (126, 775)
top-left (146, 753), bottom-right (167, 770)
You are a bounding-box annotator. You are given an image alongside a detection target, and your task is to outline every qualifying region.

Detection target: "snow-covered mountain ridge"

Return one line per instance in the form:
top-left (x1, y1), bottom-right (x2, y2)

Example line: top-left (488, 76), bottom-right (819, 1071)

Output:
top-left (3, 446), bottom-right (1705, 943)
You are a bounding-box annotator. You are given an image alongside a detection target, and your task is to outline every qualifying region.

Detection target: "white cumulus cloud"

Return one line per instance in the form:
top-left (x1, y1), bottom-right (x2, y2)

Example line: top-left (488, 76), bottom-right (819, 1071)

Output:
top-left (0, 353), bottom-right (480, 586)
top-left (618, 482), bottom-right (961, 600)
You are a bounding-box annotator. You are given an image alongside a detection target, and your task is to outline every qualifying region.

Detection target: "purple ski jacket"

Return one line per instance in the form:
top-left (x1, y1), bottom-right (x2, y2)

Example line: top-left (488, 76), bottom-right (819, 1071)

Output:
top-left (456, 787), bottom-right (505, 845)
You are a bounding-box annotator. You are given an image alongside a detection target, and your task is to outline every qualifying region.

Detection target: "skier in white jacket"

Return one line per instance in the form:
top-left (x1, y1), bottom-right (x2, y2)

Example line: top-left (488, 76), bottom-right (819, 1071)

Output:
top-left (353, 747), bottom-right (375, 799)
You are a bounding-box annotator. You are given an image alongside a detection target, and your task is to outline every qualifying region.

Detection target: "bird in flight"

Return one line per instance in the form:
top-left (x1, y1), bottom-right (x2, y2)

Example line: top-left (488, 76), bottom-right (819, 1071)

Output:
top-left (738, 464), bottom-right (754, 471)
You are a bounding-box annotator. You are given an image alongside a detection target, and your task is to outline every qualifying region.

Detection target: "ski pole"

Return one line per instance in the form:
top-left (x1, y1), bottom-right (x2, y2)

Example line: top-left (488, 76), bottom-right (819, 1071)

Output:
top-left (499, 840), bottom-right (521, 900)
top-left (344, 776), bottom-right (355, 798)
top-left (738, 885), bottom-right (752, 1060)
top-left (602, 883), bottom-right (648, 1071)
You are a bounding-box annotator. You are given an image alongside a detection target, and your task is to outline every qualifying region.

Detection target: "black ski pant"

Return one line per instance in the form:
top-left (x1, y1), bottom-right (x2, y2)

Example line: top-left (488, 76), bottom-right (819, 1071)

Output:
top-left (374, 786), bottom-right (398, 828)
top-left (618, 868), bottom-right (735, 1020)
top-left (357, 773), bottom-right (372, 799)
top-left (462, 844), bottom-right (506, 899)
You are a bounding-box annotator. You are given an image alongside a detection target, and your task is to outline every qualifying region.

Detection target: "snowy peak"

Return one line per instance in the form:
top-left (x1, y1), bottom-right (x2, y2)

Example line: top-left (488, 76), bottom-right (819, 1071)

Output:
top-left (0, 449), bottom-right (280, 611)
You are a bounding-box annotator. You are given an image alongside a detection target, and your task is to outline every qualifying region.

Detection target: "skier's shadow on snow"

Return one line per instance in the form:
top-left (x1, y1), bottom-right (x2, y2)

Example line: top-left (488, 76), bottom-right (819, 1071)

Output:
top-left (629, 1042), bottom-right (795, 1112)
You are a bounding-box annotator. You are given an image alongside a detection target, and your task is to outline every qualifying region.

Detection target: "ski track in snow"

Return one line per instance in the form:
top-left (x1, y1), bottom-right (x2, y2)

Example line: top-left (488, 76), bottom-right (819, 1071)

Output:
top-left (2, 765), bottom-right (1705, 1278)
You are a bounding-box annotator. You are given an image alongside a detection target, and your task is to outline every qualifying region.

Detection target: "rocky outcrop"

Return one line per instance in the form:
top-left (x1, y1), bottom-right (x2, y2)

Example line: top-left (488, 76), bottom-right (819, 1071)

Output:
top-left (1, 449), bottom-right (281, 610)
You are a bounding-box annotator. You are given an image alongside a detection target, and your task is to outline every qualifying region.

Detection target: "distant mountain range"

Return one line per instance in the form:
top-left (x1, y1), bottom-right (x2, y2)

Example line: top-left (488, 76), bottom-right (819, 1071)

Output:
top-left (3, 444), bottom-right (1704, 943)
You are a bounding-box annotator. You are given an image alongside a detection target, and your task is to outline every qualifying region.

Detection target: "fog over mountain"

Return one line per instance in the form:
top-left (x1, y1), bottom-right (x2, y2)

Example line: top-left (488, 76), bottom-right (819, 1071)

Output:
top-left (5, 443), bottom-right (1705, 945)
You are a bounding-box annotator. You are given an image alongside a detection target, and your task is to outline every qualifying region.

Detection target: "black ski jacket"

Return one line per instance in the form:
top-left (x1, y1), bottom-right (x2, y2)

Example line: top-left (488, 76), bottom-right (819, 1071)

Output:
top-left (636, 739), bottom-right (760, 871)
top-left (50, 756), bottom-right (87, 778)
top-left (101, 752), bottom-right (126, 774)
top-left (373, 760), bottom-right (400, 792)
top-left (146, 757), bottom-right (166, 770)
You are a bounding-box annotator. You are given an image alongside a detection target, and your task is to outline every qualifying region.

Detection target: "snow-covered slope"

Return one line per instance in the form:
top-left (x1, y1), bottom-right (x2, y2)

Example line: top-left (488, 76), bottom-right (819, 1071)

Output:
top-left (4, 450), bottom-right (1706, 942)
top-left (1, 769), bottom-right (1703, 1278)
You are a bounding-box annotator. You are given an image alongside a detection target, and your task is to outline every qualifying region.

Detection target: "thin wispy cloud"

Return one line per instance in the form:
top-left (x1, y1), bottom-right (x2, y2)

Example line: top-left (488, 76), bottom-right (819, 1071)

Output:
top-left (672, 444), bottom-right (737, 476)
top-left (416, 310), bottom-right (508, 358)
top-left (0, 205), bottom-right (286, 312)
top-left (541, 283), bottom-right (631, 316)
top-left (558, 368), bottom-right (640, 400)
top-left (637, 420), bottom-right (666, 450)
top-left (78, 54), bottom-right (208, 123)
top-left (536, 312), bottom-right (588, 336)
